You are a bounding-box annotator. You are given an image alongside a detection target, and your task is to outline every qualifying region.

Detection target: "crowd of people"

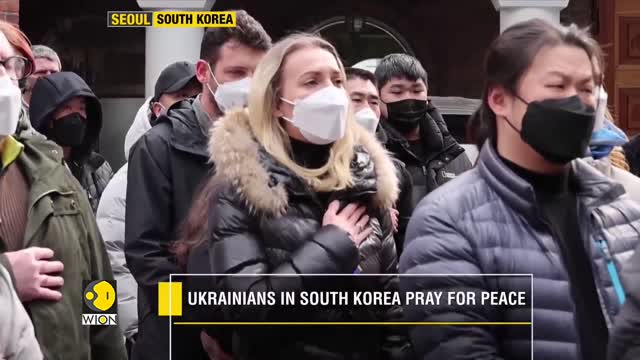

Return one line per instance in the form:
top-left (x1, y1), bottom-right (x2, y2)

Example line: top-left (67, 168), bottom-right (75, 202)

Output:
top-left (0, 8), bottom-right (639, 360)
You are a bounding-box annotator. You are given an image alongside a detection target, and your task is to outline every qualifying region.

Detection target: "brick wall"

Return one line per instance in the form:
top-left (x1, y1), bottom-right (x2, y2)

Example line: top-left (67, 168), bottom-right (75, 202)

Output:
top-left (0, 0), bottom-right (19, 26)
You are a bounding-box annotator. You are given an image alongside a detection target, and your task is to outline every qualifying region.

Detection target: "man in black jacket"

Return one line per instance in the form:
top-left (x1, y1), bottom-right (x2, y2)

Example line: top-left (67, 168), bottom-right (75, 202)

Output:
top-left (345, 67), bottom-right (414, 255)
top-left (375, 54), bottom-right (472, 209)
top-left (29, 71), bottom-right (113, 212)
top-left (124, 10), bottom-right (271, 360)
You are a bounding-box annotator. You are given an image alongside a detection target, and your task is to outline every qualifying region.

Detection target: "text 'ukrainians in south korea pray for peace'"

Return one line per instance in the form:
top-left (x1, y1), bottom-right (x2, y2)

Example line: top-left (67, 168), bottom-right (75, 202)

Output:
top-left (187, 290), bottom-right (528, 307)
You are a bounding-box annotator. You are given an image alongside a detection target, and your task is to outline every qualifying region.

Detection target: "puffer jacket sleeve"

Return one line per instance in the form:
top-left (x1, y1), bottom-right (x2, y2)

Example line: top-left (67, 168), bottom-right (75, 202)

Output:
top-left (0, 263), bottom-right (43, 360)
top-left (399, 197), bottom-right (503, 359)
top-left (84, 154), bottom-right (114, 213)
top-left (446, 151), bottom-right (473, 177)
top-left (96, 165), bottom-right (138, 339)
top-left (392, 159), bottom-right (413, 256)
top-left (209, 183), bottom-right (360, 322)
top-left (608, 243), bottom-right (640, 360)
top-left (91, 156), bottom-right (113, 208)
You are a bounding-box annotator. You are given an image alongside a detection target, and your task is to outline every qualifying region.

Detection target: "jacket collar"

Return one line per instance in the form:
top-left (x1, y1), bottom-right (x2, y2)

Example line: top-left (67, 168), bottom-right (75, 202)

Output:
top-left (478, 141), bottom-right (626, 220)
top-left (164, 97), bottom-right (211, 158)
top-left (15, 134), bottom-right (77, 204)
top-left (379, 104), bottom-right (459, 156)
top-left (1, 136), bottom-right (23, 169)
top-left (208, 109), bottom-right (399, 216)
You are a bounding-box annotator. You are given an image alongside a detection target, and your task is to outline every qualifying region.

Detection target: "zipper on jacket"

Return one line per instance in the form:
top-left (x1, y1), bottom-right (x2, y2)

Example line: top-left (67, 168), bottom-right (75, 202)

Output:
top-left (536, 215), bottom-right (589, 339)
top-left (596, 239), bottom-right (626, 305)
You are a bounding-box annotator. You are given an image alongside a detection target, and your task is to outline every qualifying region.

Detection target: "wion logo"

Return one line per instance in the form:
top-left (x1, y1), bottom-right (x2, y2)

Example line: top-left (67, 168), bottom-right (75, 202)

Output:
top-left (82, 280), bottom-right (117, 326)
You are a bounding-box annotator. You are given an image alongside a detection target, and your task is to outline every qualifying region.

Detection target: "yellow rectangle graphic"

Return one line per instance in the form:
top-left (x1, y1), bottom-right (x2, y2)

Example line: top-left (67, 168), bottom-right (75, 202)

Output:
top-left (153, 11), bottom-right (237, 28)
top-left (108, 11), bottom-right (153, 27)
top-left (158, 282), bottom-right (182, 316)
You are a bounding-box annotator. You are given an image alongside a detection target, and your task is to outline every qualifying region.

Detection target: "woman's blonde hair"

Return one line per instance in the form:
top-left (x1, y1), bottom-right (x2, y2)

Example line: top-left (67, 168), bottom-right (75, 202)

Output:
top-left (247, 33), bottom-right (357, 192)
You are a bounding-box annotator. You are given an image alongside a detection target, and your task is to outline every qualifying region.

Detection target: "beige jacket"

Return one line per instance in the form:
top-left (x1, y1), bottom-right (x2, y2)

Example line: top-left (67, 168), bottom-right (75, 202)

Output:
top-left (0, 264), bottom-right (43, 360)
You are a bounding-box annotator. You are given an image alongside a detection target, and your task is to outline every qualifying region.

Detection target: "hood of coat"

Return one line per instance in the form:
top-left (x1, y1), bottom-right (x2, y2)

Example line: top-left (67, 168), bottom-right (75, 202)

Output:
top-left (209, 109), bottom-right (399, 216)
top-left (28, 72), bottom-right (102, 162)
top-left (124, 97), bottom-right (152, 159)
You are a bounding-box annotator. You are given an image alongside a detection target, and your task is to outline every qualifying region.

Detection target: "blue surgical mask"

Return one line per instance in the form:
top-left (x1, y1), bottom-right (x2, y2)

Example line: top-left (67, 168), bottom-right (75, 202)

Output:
top-left (590, 119), bottom-right (628, 160)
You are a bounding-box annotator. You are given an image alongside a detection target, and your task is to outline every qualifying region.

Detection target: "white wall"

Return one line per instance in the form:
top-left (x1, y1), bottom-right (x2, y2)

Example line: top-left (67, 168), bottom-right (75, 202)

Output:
top-left (99, 98), bottom-right (146, 170)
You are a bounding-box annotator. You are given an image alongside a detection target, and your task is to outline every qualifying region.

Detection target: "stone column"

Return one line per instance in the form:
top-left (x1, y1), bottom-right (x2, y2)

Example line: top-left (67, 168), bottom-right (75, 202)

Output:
top-left (492, 0), bottom-right (570, 32)
top-left (136, 0), bottom-right (215, 97)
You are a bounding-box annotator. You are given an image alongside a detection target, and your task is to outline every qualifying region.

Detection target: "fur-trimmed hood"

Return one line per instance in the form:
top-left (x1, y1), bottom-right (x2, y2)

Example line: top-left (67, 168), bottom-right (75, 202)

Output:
top-left (209, 109), bottom-right (399, 216)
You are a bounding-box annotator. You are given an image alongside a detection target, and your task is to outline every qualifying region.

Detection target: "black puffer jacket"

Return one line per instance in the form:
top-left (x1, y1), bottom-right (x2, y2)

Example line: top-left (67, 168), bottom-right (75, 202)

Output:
top-left (388, 156), bottom-right (413, 255)
top-left (206, 110), bottom-right (411, 360)
top-left (379, 103), bottom-right (471, 210)
top-left (608, 242), bottom-right (640, 360)
top-left (29, 71), bottom-right (113, 212)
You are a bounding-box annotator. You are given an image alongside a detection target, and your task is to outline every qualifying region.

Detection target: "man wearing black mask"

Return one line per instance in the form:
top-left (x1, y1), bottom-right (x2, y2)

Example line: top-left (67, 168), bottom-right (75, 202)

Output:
top-left (29, 71), bottom-right (113, 212)
top-left (375, 54), bottom-right (471, 209)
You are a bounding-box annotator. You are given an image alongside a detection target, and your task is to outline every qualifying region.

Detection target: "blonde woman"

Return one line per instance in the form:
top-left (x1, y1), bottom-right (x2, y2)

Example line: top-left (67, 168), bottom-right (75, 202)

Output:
top-left (177, 34), bottom-right (411, 359)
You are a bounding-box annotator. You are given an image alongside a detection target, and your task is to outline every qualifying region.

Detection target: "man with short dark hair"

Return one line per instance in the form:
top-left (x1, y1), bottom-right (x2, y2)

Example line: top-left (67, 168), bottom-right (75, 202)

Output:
top-left (345, 67), bottom-right (414, 254)
top-left (346, 67), bottom-right (381, 132)
top-left (125, 10), bottom-right (271, 360)
top-left (375, 54), bottom-right (471, 209)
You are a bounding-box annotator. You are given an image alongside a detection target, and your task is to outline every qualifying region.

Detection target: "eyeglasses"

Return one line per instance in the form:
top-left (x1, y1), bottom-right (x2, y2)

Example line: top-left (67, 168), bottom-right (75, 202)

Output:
top-left (0, 56), bottom-right (34, 81)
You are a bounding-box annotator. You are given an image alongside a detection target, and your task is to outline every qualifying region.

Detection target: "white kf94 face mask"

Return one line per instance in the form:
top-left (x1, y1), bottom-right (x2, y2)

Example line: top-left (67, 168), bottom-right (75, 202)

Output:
top-left (281, 86), bottom-right (350, 145)
top-left (0, 75), bottom-right (21, 136)
top-left (206, 63), bottom-right (251, 113)
top-left (354, 107), bottom-right (380, 134)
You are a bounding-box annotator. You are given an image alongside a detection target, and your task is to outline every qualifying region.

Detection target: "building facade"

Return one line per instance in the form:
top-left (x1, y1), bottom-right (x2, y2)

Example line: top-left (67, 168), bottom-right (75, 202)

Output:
top-left (6, 0), bottom-right (639, 168)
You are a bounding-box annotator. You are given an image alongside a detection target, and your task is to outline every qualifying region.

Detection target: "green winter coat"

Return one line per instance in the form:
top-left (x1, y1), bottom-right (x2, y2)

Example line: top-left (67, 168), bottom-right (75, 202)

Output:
top-left (0, 132), bottom-right (126, 360)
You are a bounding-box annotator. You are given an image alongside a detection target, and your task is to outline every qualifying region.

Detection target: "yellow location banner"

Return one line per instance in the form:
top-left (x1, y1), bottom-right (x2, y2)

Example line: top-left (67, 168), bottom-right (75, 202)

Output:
top-left (107, 11), bottom-right (236, 28)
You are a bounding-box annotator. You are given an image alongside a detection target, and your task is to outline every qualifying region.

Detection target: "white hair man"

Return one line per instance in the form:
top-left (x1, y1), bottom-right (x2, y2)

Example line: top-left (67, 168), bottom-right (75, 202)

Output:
top-left (22, 44), bottom-right (61, 108)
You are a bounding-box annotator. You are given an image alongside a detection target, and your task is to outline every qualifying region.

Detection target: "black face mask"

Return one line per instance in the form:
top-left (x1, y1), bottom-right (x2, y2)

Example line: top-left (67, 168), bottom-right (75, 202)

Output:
top-left (505, 95), bottom-right (596, 164)
top-left (49, 113), bottom-right (87, 147)
top-left (385, 99), bottom-right (428, 133)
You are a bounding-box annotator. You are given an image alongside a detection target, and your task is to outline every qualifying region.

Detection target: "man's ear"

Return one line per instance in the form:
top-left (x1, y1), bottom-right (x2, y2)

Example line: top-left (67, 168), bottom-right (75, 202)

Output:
top-left (487, 86), bottom-right (510, 119)
top-left (196, 60), bottom-right (210, 85)
top-left (151, 103), bottom-right (162, 117)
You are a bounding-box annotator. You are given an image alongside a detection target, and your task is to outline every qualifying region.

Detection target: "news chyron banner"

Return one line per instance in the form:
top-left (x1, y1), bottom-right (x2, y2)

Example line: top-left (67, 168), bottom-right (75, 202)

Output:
top-left (160, 274), bottom-right (534, 356)
top-left (107, 11), bottom-right (236, 28)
